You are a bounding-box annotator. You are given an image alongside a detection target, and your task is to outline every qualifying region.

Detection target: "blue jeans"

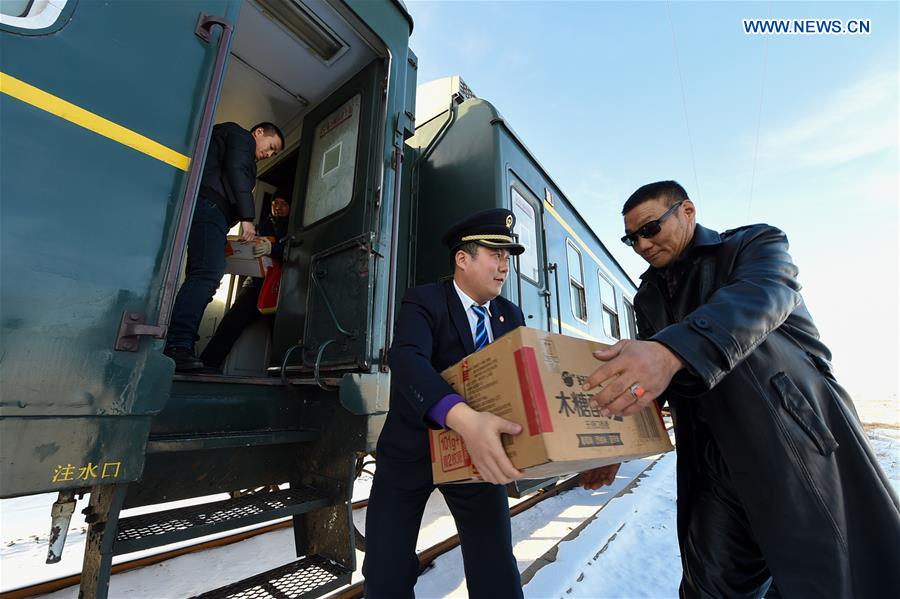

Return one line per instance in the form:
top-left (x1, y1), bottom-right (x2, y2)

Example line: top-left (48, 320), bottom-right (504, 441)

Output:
top-left (166, 197), bottom-right (228, 350)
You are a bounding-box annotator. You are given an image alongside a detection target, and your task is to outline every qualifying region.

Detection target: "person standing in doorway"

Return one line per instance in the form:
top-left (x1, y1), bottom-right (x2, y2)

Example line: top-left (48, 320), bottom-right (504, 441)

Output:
top-left (164, 121), bottom-right (283, 372)
top-left (199, 193), bottom-right (291, 371)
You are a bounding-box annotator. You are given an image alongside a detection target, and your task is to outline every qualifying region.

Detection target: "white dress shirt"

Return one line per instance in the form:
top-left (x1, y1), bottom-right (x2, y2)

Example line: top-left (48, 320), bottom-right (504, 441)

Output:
top-left (453, 280), bottom-right (494, 345)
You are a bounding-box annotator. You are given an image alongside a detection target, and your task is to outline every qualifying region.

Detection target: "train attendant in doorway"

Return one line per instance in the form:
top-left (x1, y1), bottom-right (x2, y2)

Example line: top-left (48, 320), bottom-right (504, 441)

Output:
top-left (164, 121), bottom-right (284, 372)
top-left (363, 209), bottom-right (527, 598)
top-left (582, 180), bottom-right (900, 597)
top-left (199, 192), bottom-right (292, 371)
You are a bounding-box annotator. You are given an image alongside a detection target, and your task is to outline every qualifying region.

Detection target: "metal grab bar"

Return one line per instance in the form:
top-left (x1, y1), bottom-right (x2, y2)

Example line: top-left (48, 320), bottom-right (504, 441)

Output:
top-left (116, 13), bottom-right (234, 351)
top-left (311, 268), bottom-right (356, 338)
top-left (548, 263), bottom-right (562, 334)
top-left (513, 233), bottom-right (523, 311)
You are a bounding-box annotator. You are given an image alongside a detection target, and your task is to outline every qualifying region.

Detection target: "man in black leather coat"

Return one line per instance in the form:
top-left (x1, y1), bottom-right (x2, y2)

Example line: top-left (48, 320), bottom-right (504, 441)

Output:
top-left (584, 180), bottom-right (900, 597)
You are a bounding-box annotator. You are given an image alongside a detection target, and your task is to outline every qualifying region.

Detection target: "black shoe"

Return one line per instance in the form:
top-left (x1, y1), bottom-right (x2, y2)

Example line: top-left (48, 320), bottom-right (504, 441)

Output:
top-left (164, 346), bottom-right (204, 372)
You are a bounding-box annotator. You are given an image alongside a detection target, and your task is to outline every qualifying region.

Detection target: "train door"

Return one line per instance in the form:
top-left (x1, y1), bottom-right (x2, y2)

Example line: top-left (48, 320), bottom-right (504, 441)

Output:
top-left (508, 174), bottom-right (550, 331)
top-left (0, 0), bottom-right (239, 497)
top-left (273, 62), bottom-right (387, 373)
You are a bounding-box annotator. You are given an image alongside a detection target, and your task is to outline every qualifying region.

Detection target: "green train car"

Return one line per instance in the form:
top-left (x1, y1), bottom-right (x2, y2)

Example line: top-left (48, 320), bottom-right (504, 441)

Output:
top-left (1, 3), bottom-right (638, 597)
top-left (1, 0), bottom-right (415, 597)
top-left (405, 76), bottom-right (638, 346)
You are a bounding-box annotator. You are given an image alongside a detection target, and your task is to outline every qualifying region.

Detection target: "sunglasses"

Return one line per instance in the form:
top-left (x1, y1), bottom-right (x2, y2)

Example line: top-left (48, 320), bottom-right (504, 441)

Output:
top-left (621, 201), bottom-right (684, 247)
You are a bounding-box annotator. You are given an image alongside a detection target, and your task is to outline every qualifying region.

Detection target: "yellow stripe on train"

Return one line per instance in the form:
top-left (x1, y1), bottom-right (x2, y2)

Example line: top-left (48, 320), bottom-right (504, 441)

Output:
top-left (0, 71), bottom-right (190, 171)
top-left (543, 200), bottom-right (633, 299)
top-left (551, 318), bottom-right (601, 342)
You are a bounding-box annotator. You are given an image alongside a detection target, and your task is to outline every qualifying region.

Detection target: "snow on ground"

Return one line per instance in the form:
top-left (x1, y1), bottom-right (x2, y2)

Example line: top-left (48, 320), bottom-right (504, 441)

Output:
top-left (524, 453), bottom-right (680, 599)
top-left (2, 425), bottom-right (898, 598)
top-left (411, 457), bottom-right (661, 599)
top-left (867, 427), bottom-right (900, 494)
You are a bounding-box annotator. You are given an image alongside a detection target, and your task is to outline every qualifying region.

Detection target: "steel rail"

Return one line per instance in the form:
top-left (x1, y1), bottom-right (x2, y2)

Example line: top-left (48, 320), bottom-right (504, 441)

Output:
top-left (1, 476), bottom-right (582, 599)
top-left (0, 499), bottom-right (370, 599)
top-left (3, 424), bottom-right (671, 599)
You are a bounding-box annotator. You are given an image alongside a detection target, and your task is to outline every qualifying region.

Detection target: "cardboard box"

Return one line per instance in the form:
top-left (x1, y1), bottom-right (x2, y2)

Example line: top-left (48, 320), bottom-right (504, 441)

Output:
top-left (429, 326), bottom-right (673, 484)
top-left (224, 236), bottom-right (272, 277)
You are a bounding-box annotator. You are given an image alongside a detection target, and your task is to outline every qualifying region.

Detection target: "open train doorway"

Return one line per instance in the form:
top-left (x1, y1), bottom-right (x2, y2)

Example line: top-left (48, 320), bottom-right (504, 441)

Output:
top-left (187, 0), bottom-right (391, 379)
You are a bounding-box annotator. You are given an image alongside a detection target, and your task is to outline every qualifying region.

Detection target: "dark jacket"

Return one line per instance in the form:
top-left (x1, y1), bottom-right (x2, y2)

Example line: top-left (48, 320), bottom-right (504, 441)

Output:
top-left (257, 212), bottom-right (289, 262)
top-left (378, 280), bottom-right (526, 462)
top-left (635, 223), bottom-right (900, 597)
top-left (199, 122), bottom-right (257, 226)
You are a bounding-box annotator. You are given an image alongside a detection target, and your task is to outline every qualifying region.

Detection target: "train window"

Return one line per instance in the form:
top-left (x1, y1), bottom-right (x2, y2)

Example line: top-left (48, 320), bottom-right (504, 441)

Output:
top-left (598, 273), bottom-right (620, 339)
top-left (510, 187), bottom-right (540, 283)
top-left (624, 300), bottom-right (638, 339)
top-left (566, 240), bottom-right (587, 322)
top-left (303, 94), bottom-right (361, 226)
top-left (0, 1), bottom-right (31, 17)
top-left (0, 0), bottom-right (71, 31)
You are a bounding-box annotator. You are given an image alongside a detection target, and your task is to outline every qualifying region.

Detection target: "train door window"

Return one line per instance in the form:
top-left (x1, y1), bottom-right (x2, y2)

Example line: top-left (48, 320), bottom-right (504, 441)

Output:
top-left (0, 1), bottom-right (31, 16)
top-left (624, 300), bottom-right (637, 339)
top-left (566, 240), bottom-right (587, 322)
top-left (0, 0), bottom-right (72, 32)
top-left (303, 94), bottom-right (361, 226)
top-left (510, 186), bottom-right (540, 283)
top-left (598, 272), bottom-right (620, 339)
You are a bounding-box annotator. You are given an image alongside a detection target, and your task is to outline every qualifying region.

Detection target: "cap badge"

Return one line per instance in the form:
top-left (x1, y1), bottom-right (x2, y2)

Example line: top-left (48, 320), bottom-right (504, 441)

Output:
top-left (505, 215), bottom-right (513, 229)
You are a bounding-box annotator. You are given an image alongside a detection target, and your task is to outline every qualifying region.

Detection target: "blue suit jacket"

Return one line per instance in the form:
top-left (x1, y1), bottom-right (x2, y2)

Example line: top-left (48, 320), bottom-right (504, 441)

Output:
top-left (378, 280), bottom-right (526, 461)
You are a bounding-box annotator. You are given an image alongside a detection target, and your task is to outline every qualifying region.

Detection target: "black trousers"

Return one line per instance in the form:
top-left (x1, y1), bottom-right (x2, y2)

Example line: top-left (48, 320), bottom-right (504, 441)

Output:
top-left (362, 455), bottom-right (523, 599)
top-left (199, 279), bottom-right (266, 368)
top-left (680, 438), bottom-right (776, 599)
top-left (167, 197), bottom-right (228, 350)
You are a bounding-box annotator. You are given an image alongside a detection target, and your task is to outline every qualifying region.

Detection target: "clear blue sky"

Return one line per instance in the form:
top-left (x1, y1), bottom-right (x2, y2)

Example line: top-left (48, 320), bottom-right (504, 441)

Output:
top-left (407, 0), bottom-right (899, 416)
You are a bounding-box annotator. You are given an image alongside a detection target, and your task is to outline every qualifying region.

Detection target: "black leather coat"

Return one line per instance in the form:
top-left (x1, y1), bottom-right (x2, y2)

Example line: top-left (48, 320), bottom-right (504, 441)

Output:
top-left (635, 223), bottom-right (900, 597)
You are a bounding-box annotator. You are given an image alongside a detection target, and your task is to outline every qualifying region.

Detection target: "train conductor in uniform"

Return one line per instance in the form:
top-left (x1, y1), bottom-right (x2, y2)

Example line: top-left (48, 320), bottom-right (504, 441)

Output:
top-left (362, 209), bottom-right (527, 598)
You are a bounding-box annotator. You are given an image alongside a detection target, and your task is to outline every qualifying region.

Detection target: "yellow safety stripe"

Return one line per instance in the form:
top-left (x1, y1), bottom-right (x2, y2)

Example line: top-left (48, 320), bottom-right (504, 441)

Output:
top-left (543, 200), bottom-right (634, 301)
top-left (0, 72), bottom-right (190, 171)
top-left (551, 318), bottom-right (601, 341)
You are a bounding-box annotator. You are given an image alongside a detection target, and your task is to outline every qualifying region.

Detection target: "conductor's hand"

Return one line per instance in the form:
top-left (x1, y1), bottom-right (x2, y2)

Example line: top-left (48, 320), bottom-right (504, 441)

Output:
top-left (578, 463), bottom-right (621, 490)
top-left (583, 340), bottom-right (683, 418)
top-left (445, 403), bottom-right (523, 485)
top-left (239, 221), bottom-right (256, 242)
top-left (252, 238), bottom-right (272, 256)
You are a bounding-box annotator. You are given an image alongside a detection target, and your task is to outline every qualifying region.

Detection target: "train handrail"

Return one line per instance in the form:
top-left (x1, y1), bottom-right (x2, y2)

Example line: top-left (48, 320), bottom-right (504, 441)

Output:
top-left (116, 12), bottom-right (234, 351)
top-left (514, 233), bottom-right (523, 311)
top-left (548, 263), bottom-right (562, 334)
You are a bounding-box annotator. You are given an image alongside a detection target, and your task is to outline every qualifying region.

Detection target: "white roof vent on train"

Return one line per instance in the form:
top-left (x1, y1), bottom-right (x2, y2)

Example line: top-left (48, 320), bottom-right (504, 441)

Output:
top-left (415, 76), bottom-right (476, 126)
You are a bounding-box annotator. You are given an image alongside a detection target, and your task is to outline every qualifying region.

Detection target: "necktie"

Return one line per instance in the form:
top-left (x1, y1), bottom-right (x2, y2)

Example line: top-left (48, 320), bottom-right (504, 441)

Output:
top-left (472, 305), bottom-right (489, 350)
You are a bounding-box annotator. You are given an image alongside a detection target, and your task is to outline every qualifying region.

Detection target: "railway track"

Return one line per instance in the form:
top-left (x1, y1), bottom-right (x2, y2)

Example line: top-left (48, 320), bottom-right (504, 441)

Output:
top-left (1, 454), bottom-right (667, 599)
top-left (3, 422), bottom-right (673, 599)
top-left (0, 498), bottom-right (364, 599)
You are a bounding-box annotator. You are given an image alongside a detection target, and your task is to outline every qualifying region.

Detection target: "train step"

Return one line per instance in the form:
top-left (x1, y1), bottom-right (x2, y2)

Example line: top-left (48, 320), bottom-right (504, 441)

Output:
top-left (194, 554), bottom-right (353, 599)
top-left (113, 486), bottom-right (332, 555)
top-left (144, 428), bottom-right (319, 453)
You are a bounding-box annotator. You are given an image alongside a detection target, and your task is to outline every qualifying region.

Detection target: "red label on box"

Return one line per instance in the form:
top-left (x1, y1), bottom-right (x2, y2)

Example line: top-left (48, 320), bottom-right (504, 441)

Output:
top-left (438, 430), bottom-right (471, 473)
top-left (514, 347), bottom-right (554, 435)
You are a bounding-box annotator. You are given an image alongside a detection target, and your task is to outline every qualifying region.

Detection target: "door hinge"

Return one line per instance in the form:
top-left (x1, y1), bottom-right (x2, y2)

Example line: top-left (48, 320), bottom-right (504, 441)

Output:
top-left (115, 312), bottom-right (166, 352)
